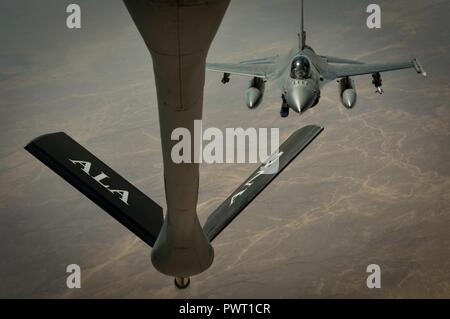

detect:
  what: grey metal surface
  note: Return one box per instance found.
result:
[123,0,230,278]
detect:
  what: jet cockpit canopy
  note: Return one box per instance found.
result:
[290,56,311,79]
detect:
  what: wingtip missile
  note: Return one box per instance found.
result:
[413,58,427,77]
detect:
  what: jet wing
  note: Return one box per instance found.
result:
[328,58,427,79]
[206,61,275,79]
[203,125,324,242]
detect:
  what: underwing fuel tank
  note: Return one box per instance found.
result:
[339,76,357,109]
[123,0,230,279]
[245,77,265,108]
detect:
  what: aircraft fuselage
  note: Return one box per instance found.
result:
[281,49,321,114]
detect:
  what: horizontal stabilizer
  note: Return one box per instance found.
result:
[329,60,419,79]
[206,62,274,79]
[239,56,277,65]
[25,133,163,247]
[203,125,324,241]
[321,55,364,65]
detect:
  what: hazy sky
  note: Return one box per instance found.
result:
[0,0,449,298]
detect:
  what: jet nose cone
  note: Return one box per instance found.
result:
[286,86,315,113]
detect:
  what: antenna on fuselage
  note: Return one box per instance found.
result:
[298,0,306,50]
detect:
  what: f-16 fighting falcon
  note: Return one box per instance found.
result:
[207,0,427,118]
[24,0,424,289]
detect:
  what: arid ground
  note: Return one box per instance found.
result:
[0,0,449,298]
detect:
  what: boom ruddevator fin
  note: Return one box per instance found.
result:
[203,125,324,242]
[25,132,163,247]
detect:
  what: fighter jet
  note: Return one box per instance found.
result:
[207,0,427,118]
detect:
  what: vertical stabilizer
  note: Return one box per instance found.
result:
[299,0,306,50]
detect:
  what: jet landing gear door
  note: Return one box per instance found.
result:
[203,125,324,241]
[25,132,164,247]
